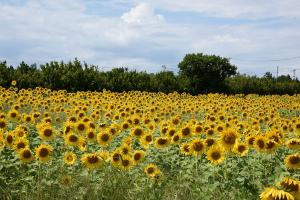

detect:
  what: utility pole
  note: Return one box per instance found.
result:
[276,66,278,79]
[293,69,296,80]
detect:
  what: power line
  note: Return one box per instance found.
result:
[230,56,300,62]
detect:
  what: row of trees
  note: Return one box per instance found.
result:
[1,54,300,95]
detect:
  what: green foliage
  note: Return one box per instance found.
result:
[1,55,300,94]
[178,53,237,94]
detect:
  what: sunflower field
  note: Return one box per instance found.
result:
[0,85,300,200]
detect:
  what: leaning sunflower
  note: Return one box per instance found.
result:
[285,154,300,170]
[81,153,103,170]
[260,187,294,200]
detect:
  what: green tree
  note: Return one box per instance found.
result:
[178,53,237,94]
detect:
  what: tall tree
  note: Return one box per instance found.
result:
[178,53,237,94]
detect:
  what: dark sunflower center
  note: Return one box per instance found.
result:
[112,153,120,162]
[0,121,6,128]
[134,129,142,136]
[289,156,300,164]
[182,128,190,136]
[122,159,130,167]
[183,145,189,152]
[10,112,17,118]
[147,167,154,174]
[17,142,26,149]
[193,142,204,152]
[266,141,275,149]
[67,134,77,143]
[206,139,215,147]
[195,126,202,133]
[134,153,141,161]
[207,129,214,135]
[87,156,99,164]
[168,130,175,136]
[248,137,255,145]
[224,134,236,145]
[44,129,52,137]
[145,135,152,142]
[211,151,221,160]
[257,140,265,149]
[39,148,49,157]
[158,138,167,145]
[7,135,13,144]
[238,145,246,153]
[77,124,85,131]
[101,134,109,142]
[23,150,32,158]
[123,123,129,129]
[88,132,95,139]
[173,135,179,142]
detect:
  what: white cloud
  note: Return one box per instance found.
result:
[121,3,164,25]
[0,0,299,76]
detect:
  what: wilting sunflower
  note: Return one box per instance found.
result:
[97,131,112,147]
[260,187,294,200]
[61,175,72,187]
[132,150,145,165]
[190,138,206,156]
[81,153,103,170]
[35,144,53,163]
[64,151,77,166]
[154,137,170,149]
[219,129,239,150]
[144,164,159,178]
[233,142,249,157]
[18,148,34,163]
[279,177,300,200]
[207,145,225,165]
[286,139,300,150]
[285,154,300,170]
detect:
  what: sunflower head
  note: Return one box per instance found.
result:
[285,154,300,170]
[18,148,34,163]
[260,187,294,200]
[64,151,77,166]
[207,145,225,165]
[35,144,53,163]
[81,153,103,170]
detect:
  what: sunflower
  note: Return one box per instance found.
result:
[120,155,133,171]
[131,127,144,138]
[64,151,77,166]
[75,121,87,134]
[111,150,122,167]
[61,175,72,187]
[205,138,216,147]
[180,125,193,138]
[86,129,96,142]
[0,119,7,130]
[219,129,239,150]
[171,134,181,144]
[144,164,159,178]
[65,133,79,147]
[38,125,55,141]
[81,153,103,170]
[154,137,170,149]
[191,138,206,156]
[35,144,53,163]
[18,148,34,163]
[207,145,225,165]
[11,80,17,86]
[97,131,112,147]
[13,138,29,152]
[285,154,300,170]
[233,142,248,157]
[260,187,294,200]
[279,177,300,200]
[265,140,278,153]
[180,142,192,156]
[254,135,266,152]
[132,150,145,165]
[97,151,110,162]
[5,132,14,147]
[119,144,131,156]
[286,139,300,150]
[140,133,153,148]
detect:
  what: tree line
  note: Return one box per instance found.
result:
[0,54,299,95]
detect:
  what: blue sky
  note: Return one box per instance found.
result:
[1,0,300,76]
